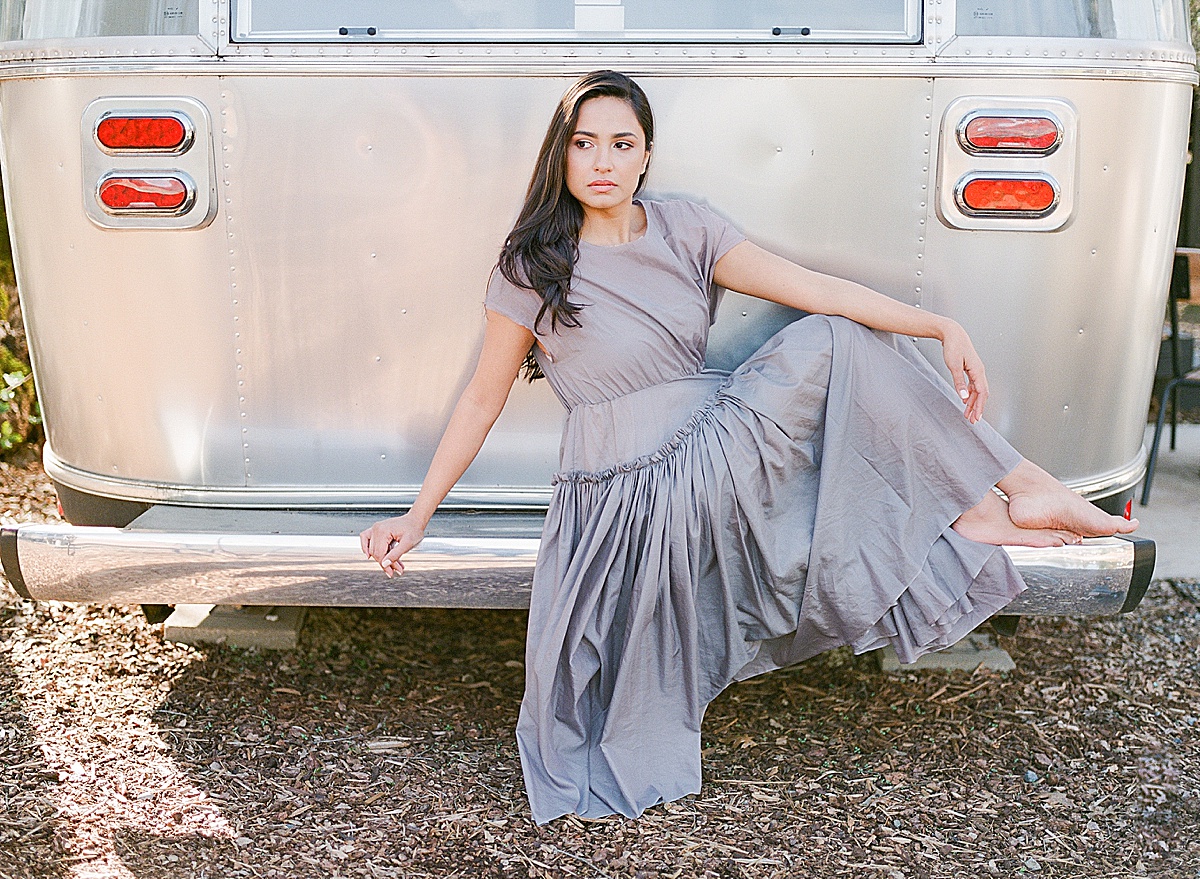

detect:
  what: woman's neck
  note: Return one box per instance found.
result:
[579,201,647,246]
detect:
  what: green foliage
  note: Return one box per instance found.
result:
[0,170,12,287]
[0,173,39,457]
[0,282,40,457]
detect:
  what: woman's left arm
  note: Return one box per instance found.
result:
[713,240,989,423]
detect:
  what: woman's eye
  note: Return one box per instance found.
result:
[573,139,592,149]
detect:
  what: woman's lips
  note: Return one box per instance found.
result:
[588,181,617,192]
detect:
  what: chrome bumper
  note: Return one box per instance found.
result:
[0,507,1154,615]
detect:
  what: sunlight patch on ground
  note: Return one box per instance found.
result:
[4,602,236,877]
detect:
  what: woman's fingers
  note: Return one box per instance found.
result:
[940,322,991,424]
[949,355,971,402]
[940,336,971,406]
[944,351,974,418]
[954,370,971,403]
[963,358,989,423]
[361,521,399,561]
[359,527,377,558]
[381,530,426,577]
[380,538,412,578]
[968,392,983,423]
[365,526,387,561]
[359,516,425,577]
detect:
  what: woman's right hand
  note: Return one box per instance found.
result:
[360,513,426,578]
[937,319,989,425]
[356,310,530,579]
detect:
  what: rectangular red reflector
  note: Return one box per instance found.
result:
[959,177,1057,215]
[98,177,190,212]
[96,115,190,152]
[961,115,1060,153]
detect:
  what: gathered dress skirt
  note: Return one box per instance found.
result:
[515,313,1027,824]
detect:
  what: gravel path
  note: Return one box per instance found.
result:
[1,459,1198,878]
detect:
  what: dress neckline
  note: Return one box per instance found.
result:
[578,201,653,251]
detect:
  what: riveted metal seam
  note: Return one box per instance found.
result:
[217,78,250,485]
[915,78,934,311]
[0,57,1195,84]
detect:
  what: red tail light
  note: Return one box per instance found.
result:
[959,114,1061,154]
[95,114,192,153]
[97,176,193,213]
[957,176,1058,216]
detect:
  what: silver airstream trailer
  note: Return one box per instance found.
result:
[0,0,1187,618]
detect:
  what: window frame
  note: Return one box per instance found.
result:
[230,0,924,45]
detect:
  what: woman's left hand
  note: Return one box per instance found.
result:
[939,320,989,424]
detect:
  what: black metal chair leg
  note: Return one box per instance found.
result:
[1170,383,1179,450]
[1142,377,1181,505]
[1146,248,1199,503]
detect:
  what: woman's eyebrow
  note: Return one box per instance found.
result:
[573,129,639,139]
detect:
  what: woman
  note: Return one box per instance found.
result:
[361,71,1137,824]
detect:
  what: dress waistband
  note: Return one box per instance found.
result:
[557,370,732,479]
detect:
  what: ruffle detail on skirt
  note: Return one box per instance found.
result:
[551,376,736,485]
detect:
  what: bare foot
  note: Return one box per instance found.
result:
[999,460,1138,536]
[952,490,1082,548]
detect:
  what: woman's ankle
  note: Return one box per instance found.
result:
[995,459,1053,497]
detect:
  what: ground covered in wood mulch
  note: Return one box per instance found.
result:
[1,459,1199,878]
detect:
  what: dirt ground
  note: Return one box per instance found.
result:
[1,458,1198,879]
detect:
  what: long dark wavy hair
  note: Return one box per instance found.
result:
[498,70,654,381]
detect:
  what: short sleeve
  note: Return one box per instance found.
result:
[652,199,747,324]
[695,202,747,284]
[484,267,545,334]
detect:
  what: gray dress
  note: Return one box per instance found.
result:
[483,199,1025,825]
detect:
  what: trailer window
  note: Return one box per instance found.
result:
[232,0,920,43]
[956,0,1190,42]
[0,0,198,40]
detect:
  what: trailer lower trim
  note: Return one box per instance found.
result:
[0,507,1155,616]
[40,442,1152,511]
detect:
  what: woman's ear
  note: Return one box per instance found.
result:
[642,143,652,174]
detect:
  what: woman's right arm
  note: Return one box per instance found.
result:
[359,310,535,576]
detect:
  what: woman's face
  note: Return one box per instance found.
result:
[565,96,651,213]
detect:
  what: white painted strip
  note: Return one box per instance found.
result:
[575,5,625,31]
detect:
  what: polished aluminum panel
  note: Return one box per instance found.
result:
[13,511,541,607]
[14,529,539,608]
[1002,538,1141,615]
[223,74,941,495]
[8,515,1140,615]
[0,75,244,490]
[0,51,1194,78]
[921,75,1192,487]
[0,54,1191,511]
